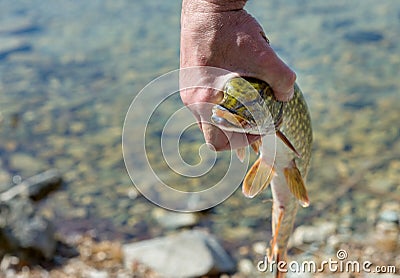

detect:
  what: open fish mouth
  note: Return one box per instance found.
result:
[211,105,255,132]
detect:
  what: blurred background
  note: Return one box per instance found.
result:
[0,0,399,277]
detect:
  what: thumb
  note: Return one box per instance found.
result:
[256,46,296,101]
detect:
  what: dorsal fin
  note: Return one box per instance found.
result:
[276,130,301,158]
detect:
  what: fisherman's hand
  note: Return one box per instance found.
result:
[179,0,296,151]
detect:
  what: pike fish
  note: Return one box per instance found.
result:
[211,77,312,277]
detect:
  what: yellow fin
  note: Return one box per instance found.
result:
[250,139,262,154]
[268,207,287,278]
[283,162,309,207]
[242,157,274,198]
[269,207,284,261]
[235,147,246,163]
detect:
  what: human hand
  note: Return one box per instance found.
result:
[179,0,296,151]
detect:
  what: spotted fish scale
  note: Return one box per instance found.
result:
[212,77,313,278]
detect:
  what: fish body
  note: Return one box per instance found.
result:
[212,77,312,277]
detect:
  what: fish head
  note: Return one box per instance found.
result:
[211,77,280,135]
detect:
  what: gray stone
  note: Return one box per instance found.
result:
[83,269,109,278]
[8,153,45,175]
[343,30,384,44]
[237,259,255,276]
[289,222,337,247]
[0,169,62,202]
[0,197,56,260]
[0,17,40,35]
[378,210,400,225]
[123,230,236,277]
[152,209,199,229]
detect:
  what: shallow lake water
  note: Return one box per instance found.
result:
[0,0,399,274]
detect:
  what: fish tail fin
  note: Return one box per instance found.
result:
[242,157,274,198]
[268,205,288,278]
[269,207,284,261]
[267,247,288,277]
[275,252,287,278]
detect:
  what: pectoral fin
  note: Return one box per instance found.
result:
[243,157,274,198]
[283,161,309,207]
[250,139,262,154]
[235,147,246,163]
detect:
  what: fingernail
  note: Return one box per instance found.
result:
[287,87,294,99]
[283,87,294,101]
[213,90,224,103]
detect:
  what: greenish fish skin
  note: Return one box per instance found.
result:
[213,77,313,271]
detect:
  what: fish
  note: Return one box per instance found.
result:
[211,77,312,277]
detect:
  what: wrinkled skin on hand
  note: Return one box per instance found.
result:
[180,0,296,151]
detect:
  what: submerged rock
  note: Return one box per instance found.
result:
[0,169,62,202]
[123,230,236,277]
[0,38,32,60]
[0,197,57,260]
[343,30,384,43]
[373,204,400,252]
[152,209,199,229]
[0,17,41,35]
[8,153,45,176]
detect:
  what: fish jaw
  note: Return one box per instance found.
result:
[212,109,277,139]
[211,105,254,133]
